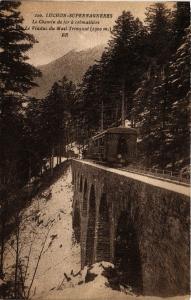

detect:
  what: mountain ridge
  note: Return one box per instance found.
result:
[29,44,105,99]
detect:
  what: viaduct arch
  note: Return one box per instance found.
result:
[72,159,190,296]
[85,185,96,265]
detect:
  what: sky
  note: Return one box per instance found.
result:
[21,1,175,66]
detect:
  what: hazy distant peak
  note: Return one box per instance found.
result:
[29,45,105,99]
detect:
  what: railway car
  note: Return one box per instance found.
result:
[84,127,137,166]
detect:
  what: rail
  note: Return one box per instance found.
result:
[120,166,190,186]
[77,158,190,186]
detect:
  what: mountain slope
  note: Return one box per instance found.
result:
[4,164,81,298]
[29,45,105,99]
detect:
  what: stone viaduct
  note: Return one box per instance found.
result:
[71,159,190,297]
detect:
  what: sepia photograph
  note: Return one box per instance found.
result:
[0,0,190,299]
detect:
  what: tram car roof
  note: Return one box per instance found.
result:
[90,127,137,141]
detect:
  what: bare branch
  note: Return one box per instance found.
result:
[26,224,53,300]
[23,235,35,284]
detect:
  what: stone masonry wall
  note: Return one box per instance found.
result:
[72,160,190,296]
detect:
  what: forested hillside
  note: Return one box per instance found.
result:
[34,2,189,172]
[1,1,188,186]
[73,2,190,171]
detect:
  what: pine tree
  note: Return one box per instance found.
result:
[42,77,76,170]
[102,11,148,122]
[79,10,148,135]
[0,0,41,184]
[0,0,41,278]
[133,3,175,168]
[145,3,173,67]
[171,2,190,50]
[0,1,40,93]
[79,64,103,135]
[167,27,190,170]
[132,72,165,167]
[24,98,46,178]
[134,3,190,170]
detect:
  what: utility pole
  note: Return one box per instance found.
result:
[121,79,125,127]
[101,99,104,131]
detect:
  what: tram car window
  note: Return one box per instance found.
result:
[85,127,137,166]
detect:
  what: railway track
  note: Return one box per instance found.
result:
[118,166,190,186]
[84,159,190,186]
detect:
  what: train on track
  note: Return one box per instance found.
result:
[81,126,189,184]
[83,127,137,166]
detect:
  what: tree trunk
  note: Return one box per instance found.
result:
[49,155,51,172]
[14,215,20,299]
[0,219,5,278]
[50,147,54,176]
[59,143,62,164]
[121,79,125,127]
